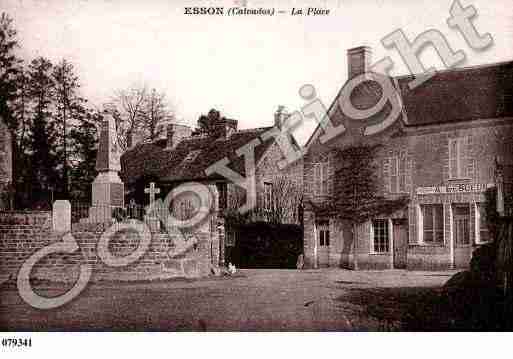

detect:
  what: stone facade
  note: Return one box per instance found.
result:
[303,47,513,270]
[304,118,513,270]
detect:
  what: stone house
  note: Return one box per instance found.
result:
[120,109,303,266]
[303,46,513,270]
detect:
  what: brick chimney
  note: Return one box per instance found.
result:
[166,124,192,149]
[274,105,288,129]
[347,46,372,79]
[213,118,238,139]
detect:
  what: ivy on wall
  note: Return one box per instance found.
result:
[310,144,409,222]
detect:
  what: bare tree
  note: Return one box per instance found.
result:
[112,85,148,151]
[111,85,174,151]
[142,88,173,142]
[224,175,303,225]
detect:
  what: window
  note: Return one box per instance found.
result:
[449,138,471,179]
[317,221,330,247]
[264,182,273,211]
[421,204,444,244]
[314,162,329,196]
[477,203,490,243]
[389,156,407,193]
[372,219,389,253]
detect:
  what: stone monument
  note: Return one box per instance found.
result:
[144,182,161,232]
[86,113,124,222]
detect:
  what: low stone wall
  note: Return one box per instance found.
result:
[0,212,217,283]
[0,211,52,228]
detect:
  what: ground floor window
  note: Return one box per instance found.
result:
[421,204,444,244]
[372,219,389,253]
[317,221,330,247]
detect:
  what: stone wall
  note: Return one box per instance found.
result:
[0,211,217,283]
[254,141,304,224]
[303,119,513,270]
[0,211,53,278]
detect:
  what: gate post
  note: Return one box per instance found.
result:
[53,200,71,233]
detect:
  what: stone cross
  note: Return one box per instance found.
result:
[144,182,160,206]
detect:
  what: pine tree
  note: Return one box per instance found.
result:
[26,57,59,205]
[0,12,24,206]
[0,12,22,130]
[52,59,88,197]
[68,109,100,201]
[9,69,31,206]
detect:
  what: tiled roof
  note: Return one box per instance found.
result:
[305,60,513,148]
[120,127,276,185]
[397,61,513,126]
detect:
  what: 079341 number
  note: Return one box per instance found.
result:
[1,338,32,348]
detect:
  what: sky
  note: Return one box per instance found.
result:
[3,0,513,144]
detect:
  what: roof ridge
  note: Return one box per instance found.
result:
[235,126,272,133]
[394,59,513,81]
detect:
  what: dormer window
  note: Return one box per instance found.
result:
[181,150,201,165]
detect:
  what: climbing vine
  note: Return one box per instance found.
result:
[309,144,409,222]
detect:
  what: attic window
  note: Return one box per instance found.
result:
[181,150,201,165]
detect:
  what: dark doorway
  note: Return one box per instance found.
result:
[393,218,408,269]
[228,222,303,269]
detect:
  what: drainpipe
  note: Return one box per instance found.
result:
[389,218,394,269]
[353,223,359,270]
[449,204,455,269]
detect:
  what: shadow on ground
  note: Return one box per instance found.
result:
[339,285,508,331]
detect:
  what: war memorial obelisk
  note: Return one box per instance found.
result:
[87,113,124,222]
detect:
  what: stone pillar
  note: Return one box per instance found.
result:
[87,114,124,223]
[53,200,71,232]
[207,184,223,267]
[218,218,225,267]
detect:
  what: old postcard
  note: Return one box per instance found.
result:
[0,0,512,356]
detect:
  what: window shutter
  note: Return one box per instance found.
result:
[322,162,329,195]
[383,158,390,192]
[449,139,457,178]
[390,157,398,192]
[408,204,416,244]
[314,164,321,196]
[465,136,474,179]
[405,157,412,193]
[399,155,407,192]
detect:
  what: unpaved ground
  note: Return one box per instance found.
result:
[0,269,456,331]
